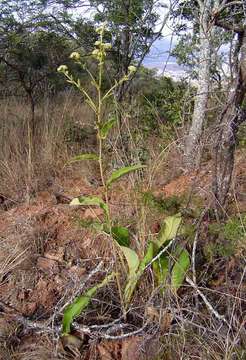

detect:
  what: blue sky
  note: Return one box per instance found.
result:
[142,3,186,77]
[144,38,177,69]
[80,2,185,78]
[144,37,186,78]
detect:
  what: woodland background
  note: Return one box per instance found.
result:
[0,1,245,359]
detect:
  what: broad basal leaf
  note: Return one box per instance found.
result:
[156,214,182,248]
[138,241,154,272]
[106,164,146,187]
[153,254,169,286]
[124,242,154,305]
[78,218,105,232]
[70,196,109,219]
[121,246,140,305]
[68,153,99,163]
[62,287,95,335]
[171,248,190,291]
[99,118,116,139]
[112,226,130,247]
[121,246,139,277]
[62,273,114,335]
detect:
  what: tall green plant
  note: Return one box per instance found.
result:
[58,24,144,233]
[58,23,145,314]
[58,25,190,318]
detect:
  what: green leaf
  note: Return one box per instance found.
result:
[62,273,114,335]
[62,288,94,335]
[101,225,130,246]
[138,241,154,272]
[99,118,117,139]
[78,218,104,232]
[70,196,109,219]
[121,246,139,305]
[156,214,182,248]
[68,153,99,164]
[106,164,146,187]
[171,248,190,291]
[111,226,130,247]
[123,242,155,305]
[153,254,169,286]
[91,221,105,232]
[121,246,139,277]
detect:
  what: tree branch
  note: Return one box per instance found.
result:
[214,18,244,33]
[212,0,245,33]
[217,0,244,14]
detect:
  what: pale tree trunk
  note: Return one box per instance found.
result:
[185,0,213,167]
[213,26,246,216]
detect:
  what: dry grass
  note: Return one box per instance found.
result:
[0,94,246,359]
[10,335,70,360]
[0,91,95,200]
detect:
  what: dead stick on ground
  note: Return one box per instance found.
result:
[185,276,230,326]
[58,261,104,314]
[192,207,211,285]
[0,299,147,340]
[0,261,148,340]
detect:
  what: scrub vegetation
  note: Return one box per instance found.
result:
[0,1,245,359]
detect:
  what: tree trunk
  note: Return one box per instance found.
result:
[185,0,212,168]
[212,28,246,216]
[115,21,131,102]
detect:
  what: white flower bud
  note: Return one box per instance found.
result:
[96,26,104,34]
[70,52,80,61]
[57,65,68,73]
[103,43,112,50]
[92,49,100,56]
[128,65,137,73]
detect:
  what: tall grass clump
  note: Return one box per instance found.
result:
[0,92,96,199]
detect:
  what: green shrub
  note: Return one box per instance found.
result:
[205,216,246,260]
[142,191,183,214]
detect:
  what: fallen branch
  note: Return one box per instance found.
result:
[185,277,229,326]
[58,261,104,314]
[0,299,147,340]
[192,207,210,285]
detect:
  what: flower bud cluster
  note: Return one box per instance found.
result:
[92,37,112,62]
[69,52,81,61]
[128,65,137,73]
[57,65,68,74]
[96,26,104,34]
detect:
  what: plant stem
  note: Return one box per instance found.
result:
[95,29,125,314]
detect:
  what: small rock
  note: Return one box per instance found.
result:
[37,256,59,273]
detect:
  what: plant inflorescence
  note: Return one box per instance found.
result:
[58,24,190,337]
